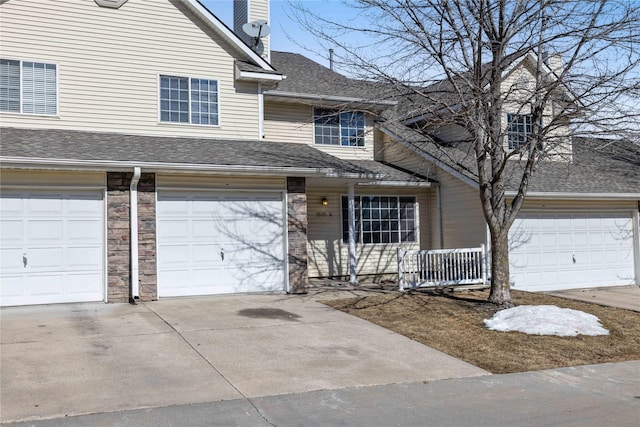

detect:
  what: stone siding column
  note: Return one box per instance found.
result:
[137,173,157,301]
[287,177,308,293]
[107,172,131,303]
[107,172,157,303]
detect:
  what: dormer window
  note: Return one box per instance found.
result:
[507,113,534,150]
[159,75,219,126]
[313,108,365,146]
[0,59,58,115]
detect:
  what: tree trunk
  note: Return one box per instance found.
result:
[488,230,513,308]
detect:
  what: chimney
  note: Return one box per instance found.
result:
[234,0,270,61]
[543,52,563,76]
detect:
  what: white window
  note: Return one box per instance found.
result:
[0,59,57,115]
[314,108,365,146]
[159,75,219,125]
[341,196,417,244]
[507,113,534,150]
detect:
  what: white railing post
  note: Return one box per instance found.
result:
[397,248,405,291]
[480,243,487,285]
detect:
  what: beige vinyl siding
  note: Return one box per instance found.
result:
[156,175,285,191]
[436,172,486,249]
[264,102,313,144]
[263,102,375,160]
[0,170,105,188]
[306,186,430,277]
[0,0,259,139]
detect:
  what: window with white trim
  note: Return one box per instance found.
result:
[341,195,417,244]
[159,75,219,125]
[0,59,57,115]
[507,113,534,150]
[314,108,365,146]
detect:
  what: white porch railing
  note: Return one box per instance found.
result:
[398,245,487,290]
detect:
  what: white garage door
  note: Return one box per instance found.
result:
[157,191,285,297]
[0,190,105,306]
[509,212,636,292]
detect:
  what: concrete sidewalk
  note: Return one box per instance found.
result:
[0,295,486,424]
[5,361,640,426]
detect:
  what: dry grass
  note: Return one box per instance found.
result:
[323,290,640,374]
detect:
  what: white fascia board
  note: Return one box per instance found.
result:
[235,67,285,83]
[357,180,435,187]
[264,91,397,107]
[183,0,275,72]
[0,157,382,180]
[507,191,640,200]
[379,126,480,189]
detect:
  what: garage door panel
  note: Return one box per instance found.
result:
[509,212,635,291]
[27,274,63,297]
[157,220,190,241]
[0,247,23,272]
[158,244,190,264]
[27,220,64,243]
[66,246,102,270]
[66,273,103,295]
[157,191,285,297]
[68,220,102,242]
[26,247,63,270]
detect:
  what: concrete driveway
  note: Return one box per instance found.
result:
[548,285,640,312]
[0,295,487,423]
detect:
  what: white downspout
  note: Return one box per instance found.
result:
[130,167,141,302]
[348,183,358,285]
[258,82,264,139]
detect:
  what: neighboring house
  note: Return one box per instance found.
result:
[0,0,637,307]
[378,54,640,292]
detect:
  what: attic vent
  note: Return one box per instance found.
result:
[95,0,128,8]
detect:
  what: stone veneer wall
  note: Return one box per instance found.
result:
[107,172,131,303]
[137,173,157,301]
[107,172,157,303]
[287,177,308,293]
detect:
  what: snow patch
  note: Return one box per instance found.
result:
[484,305,609,337]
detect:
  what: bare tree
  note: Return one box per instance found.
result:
[291,0,640,306]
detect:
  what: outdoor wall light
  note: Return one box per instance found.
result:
[321,197,329,206]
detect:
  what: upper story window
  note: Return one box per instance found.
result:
[159,75,219,125]
[0,59,57,115]
[314,108,365,147]
[507,113,534,150]
[341,195,417,244]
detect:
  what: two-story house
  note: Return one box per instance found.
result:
[0,0,433,306]
[1,0,638,307]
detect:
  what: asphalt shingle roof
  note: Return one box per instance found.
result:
[383,122,640,194]
[0,127,361,174]
[268,51,396,106]
[0,127,430,183]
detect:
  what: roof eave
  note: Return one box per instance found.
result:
[0,156,376,179]
[506,190,640,200]
[234,66,286,83]
[183,0,276,72]
[264,90,397,109]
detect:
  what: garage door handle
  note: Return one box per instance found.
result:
[220,249,224,261]
[23,253,27,268]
